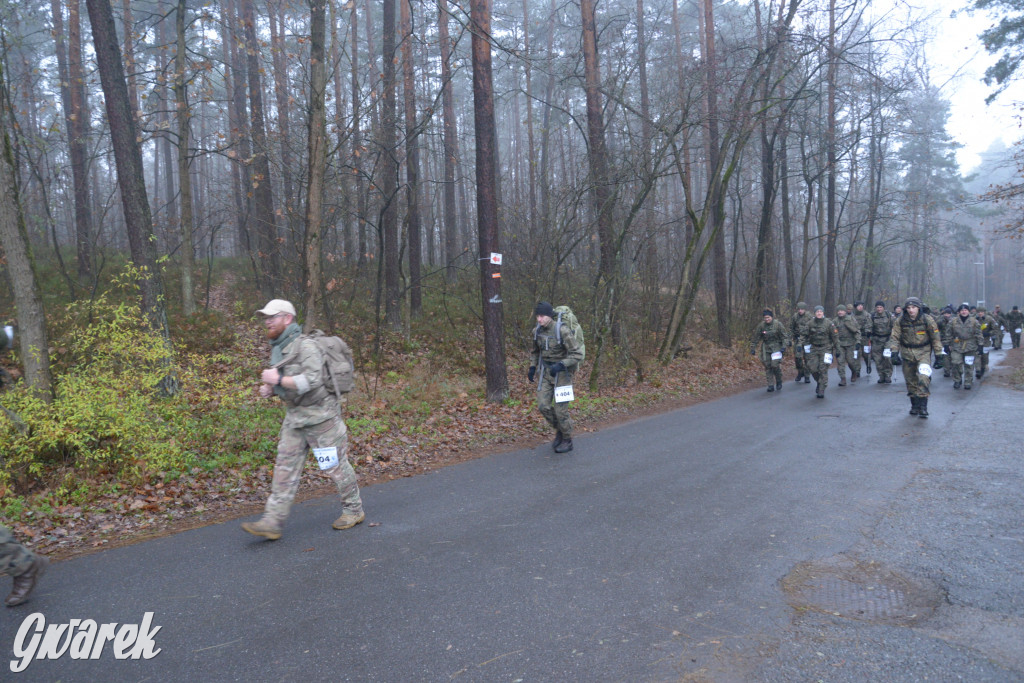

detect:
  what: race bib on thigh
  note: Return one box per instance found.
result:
[965,355,975,366]
[771,351,783,361]
[863,345,870,353]
[918,363,932,377]
[803,344,812,354]
[313,447,339,470]
[883,349,892,358]
[823,353,833,365]
[554,384,575,403]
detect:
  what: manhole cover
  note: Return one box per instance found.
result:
[781,556,942,626]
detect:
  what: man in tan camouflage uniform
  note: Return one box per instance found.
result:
[992,305,1006,351]
[790,302,813,384]
[798,305,840,398]
[975,306,999,380]
[948,303,983,390]
[888,296,943,418]
[0,326,49,606]
[833,305,861,386]
[530,301,584,453]
[750,309,789,392]
[242,299,364,540]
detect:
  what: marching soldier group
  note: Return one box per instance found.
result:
[752,297,1019,419]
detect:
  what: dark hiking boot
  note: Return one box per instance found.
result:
[909,397,919,416]
[877,377,886,384]
[866,365,872,375]
[553,431,564,449]
[554,439,574,454]
[965,383,972,390]
[776,381,782,391]
[804,376,811,383]
[767,385,775,392]
[918,397,929,418]
[5,555,48,607]
[953,381,961,389]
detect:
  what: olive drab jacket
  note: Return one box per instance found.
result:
[1006,309,1024,331]
[888,313,942,356]
[790,311,812,349]
[947,315,984,354]
[853,309,871,344]
[870,310,894,341]
[834,314,861,347]
[750,319,790,362]
[801,316,840,355]
[532,319,584,372]
[977,313,999,346]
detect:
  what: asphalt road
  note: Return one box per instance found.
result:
[3,347,1023,682]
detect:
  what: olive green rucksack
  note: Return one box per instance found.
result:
[553,305,585,363]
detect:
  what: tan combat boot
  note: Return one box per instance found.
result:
[332,510,365,530]
[5,555,48,607]
[241,518,282,540]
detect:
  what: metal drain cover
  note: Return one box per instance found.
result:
[781,556,942,626]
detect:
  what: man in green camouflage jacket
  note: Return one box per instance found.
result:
[833,305,861,386]
[750,309,790,392]
[799,306,840,398]
[936,306,954,377]
[948,303,984,390]
[242,299,364,540]
[790,302,813,384]
[869,301,894,383]
[975,306,999,380]
[1006,305,1024,348]
[992,305,1006,350]
[852,302,872,376]
[888,297,943,418]
[530,301,584,453]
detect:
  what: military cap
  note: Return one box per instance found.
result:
[904,296,923,309]
[763,309,774,317]
[977,305,987,313]
[814,305,824,313]
[836,304,847,312]
[875,300,885,308]
[796,301,808,309]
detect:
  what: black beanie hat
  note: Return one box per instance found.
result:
[958,303,970,313]
[874,300,885,308]
[534,301,555,318]
[763,309,773,317]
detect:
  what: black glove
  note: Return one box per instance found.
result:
[548,362,566,376]
[943,346,950,355]
[750,349,756,356]
[528,366,536,382]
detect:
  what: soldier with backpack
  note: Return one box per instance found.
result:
[242,299,364,540]
[529,301,584,453]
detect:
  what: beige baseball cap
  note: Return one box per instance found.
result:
[256,299,296,317]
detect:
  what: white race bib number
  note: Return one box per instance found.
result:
[863,345,871,353]
[803,344,812,354]
[853,350,858,359]
[823,353,834,365]
[965,355,975,366]
[918,363,932,377]
[771,351,783,361]
[883,349,892,358]
[1016,328,1022,334]
[313,447,339,470]
[554,384,575,403]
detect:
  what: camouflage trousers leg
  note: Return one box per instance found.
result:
[762,358,782,385]
[537,370,574,439]
[806,349,829,389]
[902,349,931,397]
[263,415,363,527]
[1012,331,1021,348]
[0,526,35,577]
[871,345,892,380]
[950,351,973,387]
[794,348,805,378]
[978,350,989,375]
[860,343,872,374]
[839,345,858,379]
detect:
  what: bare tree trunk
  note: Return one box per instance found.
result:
[269,5,297,249]
[438,0,459,282]
[304,0,328,330]
[242,0,281,296]
[224,0,255,267]
[401,0,422,318]
[470,0,508,402]
[350,1,369,268]
[823,0,837,312]
[85,0,175,392]
[703,0,730,347]
[175,0,196,315]
[59,0,94,287]
[382,0,401,330]
[522,0,537,244]
[0,64,52,400]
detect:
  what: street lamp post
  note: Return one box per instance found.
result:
[974,261,985,308]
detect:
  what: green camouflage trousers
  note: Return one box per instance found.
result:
[870,342,892,380]
[761,355,783,385]
[537,368,574,439]
[263,415,363,527]
[949,350,976,387]
[836,344,858,379]
[977,348,990,376]
[0,526,35,577]
[901,347,933,397]
[804,347,832,389]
